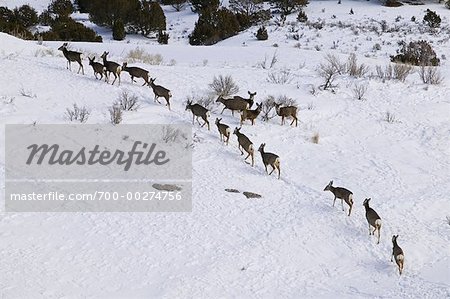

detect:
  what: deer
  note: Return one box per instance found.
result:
[240,102,262,125]
[100,51,121,85]
[148,78,172,110]
[234,91,257,109]
[122,62,149,86]
[233,127,254,166]
[216,96,249,116]
[391,235,404,275]
[185,100,210,130]
[215,118,231,145]
[363,198,382,244]
[88,57,104,80]
[323,181,353,216]
[258,143,280,179]
[274,103,298,127]
[58,43,84,75]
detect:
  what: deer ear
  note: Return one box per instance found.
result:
[330,180,333,185]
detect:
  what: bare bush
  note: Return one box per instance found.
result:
[162,125,185,143]
[257,51,278,69]
[307,102,315,110]
[261,96,276,121]
[419,66,443,85]
[267,68,294,84]
[385,111,396,124]
[116,91,140,111]
[353,82,368,100]
[109,104,123,125]
[346,53,369,77]
[209,75,239,96]
[65,104,90,123]
[311,132,320,144]
[19,87,35,98]
[126,47,164,65]
[376,64,412,82]
[317,54,343,90]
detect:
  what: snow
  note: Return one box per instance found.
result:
[1,1,450,298]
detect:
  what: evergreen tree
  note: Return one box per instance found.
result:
[270,0,308,15]
[48,0,74,18]
[190,0,219,13]
[112,19,126,40]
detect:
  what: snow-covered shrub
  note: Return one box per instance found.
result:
[257,52,278,69]
[297,9,308,22]
[161,125,185,143]
[65,104,90,123]
[346,53,369,77]
[109,104,123,125]
[391,40,440,66]
[317,54,343,90]
[256,26,268,40]
[126,48,164,65]
[267,68,294,84]
[158,31,170,44]
[385,111,396,124]
[116,91,139,111]
[423,9,441,29]
[375,64,412,82]
[419,66,443,85]
[352,82,368,101]
[209,75,239,97]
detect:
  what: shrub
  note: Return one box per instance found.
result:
[132,1,166,37]
[419,66,443,85]
[209,75,239,96]
[161,0,188,11]
[109,104,123,125]
[126,48,164,64]
[112,19,126,40]
[311,133,319,144]
[317,54,342,90]
[267,68,294,84]
[256,26,268,40]
[391,40,440,66]
[48,0,74,18]
[446,0,450,9]
[375,64,413,82]
[13,5,39,28]
[42,17,102,42]
[158,31,170,44]
[88,0,140,27]
[385,111,396,124]
[423,9,441,28]
[384,0,403,7]
[270,0,308,15]
[230,0,267,28]
[189,8,240,45]
[346,53,369,77]
[190,0,219,13]
[65,104,90,123]
[257,52,278,69]
[38,9,54,26]
[116,91,140,111]
[352,82,367,101]
[297,9,308,22]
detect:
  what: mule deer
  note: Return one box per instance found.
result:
[274,103,298,127]
[391,235,404,275]
[363,198,382,244]
[216,96,249,116]
[122,62,149,86]
[323,180,353,216]
[234,91,256,109]
[148,78,172,110]
[240,102,262,125]
[234,127,254,166]
[185,100,210,130]
[88,57,104,80]
[100,51,121,85]
[58,43,84,75]
[215,118,231,145]
[258,143,280,179]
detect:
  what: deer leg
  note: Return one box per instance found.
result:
[111,73,118,85]
[239,146,244,155]
[347,204,352,216]
[332,196,336,207]
[206,120,210,130]
[165,96,171,110]
[196,117,202,126]
[117,73,120,85]
[244,153,251,161]
[277,165,280,179]
[226,135,229,145]
[192,114,195,125]
[155,95,161,104]
[341,198,344,211]
[264,165,268,173]
[67,60,70,70]
[368,223,372,235]
[251,154,254,167]
[391,253,393,262]
[377,228,381,244]
[221,107,226,114]
[269,165,275,175]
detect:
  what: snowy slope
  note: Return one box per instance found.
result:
[1,1,450,298]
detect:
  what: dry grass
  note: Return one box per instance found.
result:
[311,132,320,144]
[126,47,164,65]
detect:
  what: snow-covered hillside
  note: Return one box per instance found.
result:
[1,1,450,298]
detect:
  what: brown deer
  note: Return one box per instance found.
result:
[233,127,254,166]
[185,100,210,130]
[323,181,353,216]
[216,96,249,116]
[100,51,121,85]
[258,143,280,179]
[363,198,382,244]
[391,235,404,275]
[274,103,298,127]
[122,62,149,85]
[58,43,84,75]
[240,102,262,125]
[215,118,231,145]
[234,91,257,109]
[149,78,172,110]
[88,57,104,80]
